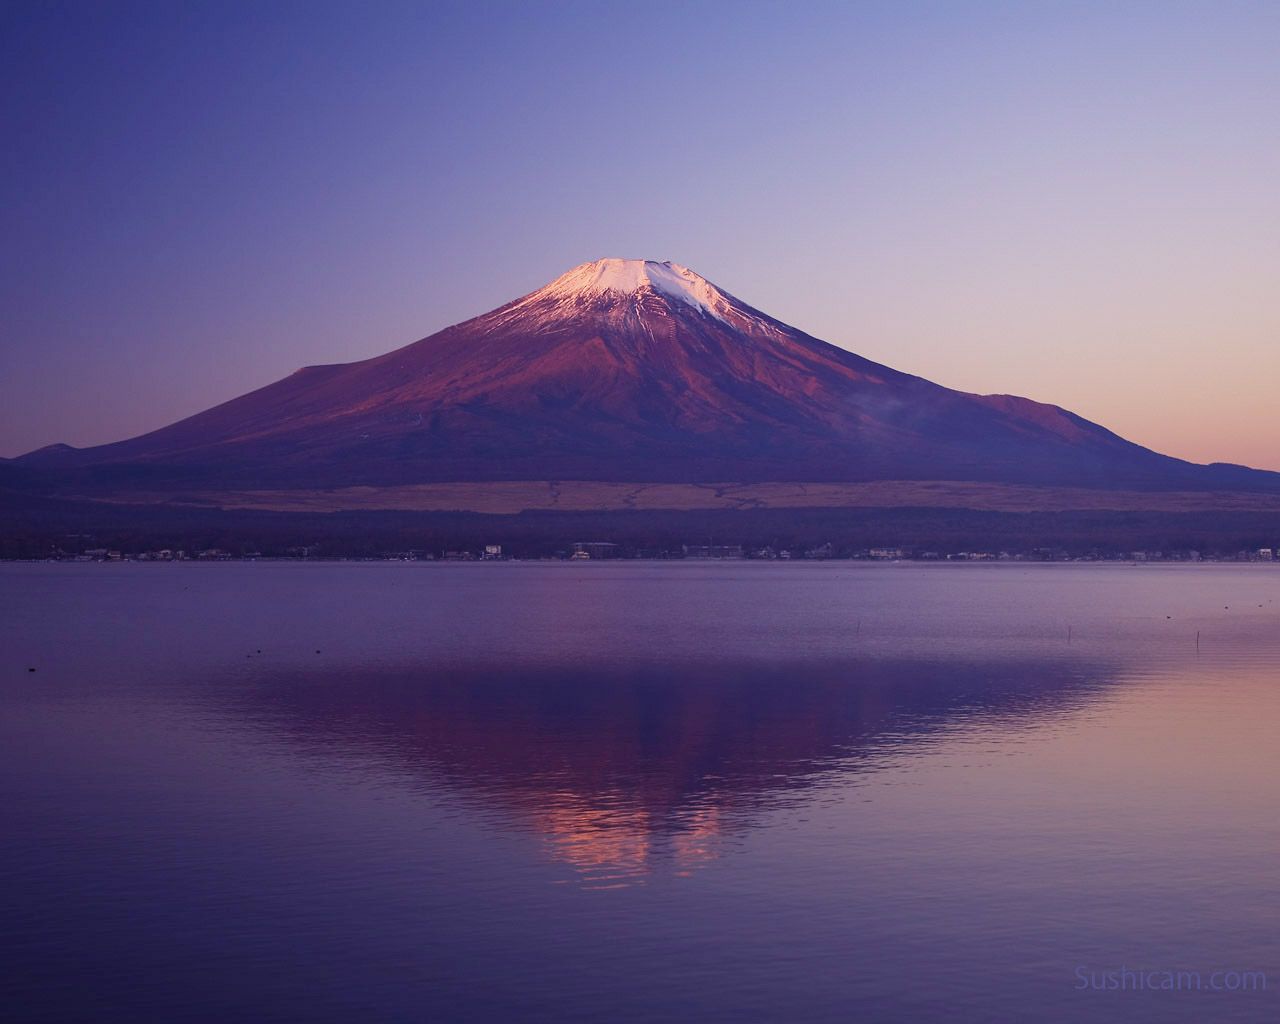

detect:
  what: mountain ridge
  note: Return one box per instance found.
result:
[12,258,1280,497]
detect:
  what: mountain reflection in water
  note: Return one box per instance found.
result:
[6,563,1280,1024]
[229,655,1111,886]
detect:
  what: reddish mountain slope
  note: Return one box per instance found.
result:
[15,259,1279,493]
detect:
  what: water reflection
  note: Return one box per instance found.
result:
[7,563,1280,1023]
[230,654,1113,886]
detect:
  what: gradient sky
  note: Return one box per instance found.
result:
[2,1,1277,468]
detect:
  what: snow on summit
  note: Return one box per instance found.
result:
[533,258,734,321]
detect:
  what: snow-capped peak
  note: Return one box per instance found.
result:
[535,258,734,321]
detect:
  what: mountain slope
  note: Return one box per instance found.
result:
[15,258,1279,494]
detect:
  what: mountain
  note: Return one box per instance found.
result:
[11,258,1279,497]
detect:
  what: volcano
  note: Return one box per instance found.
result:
[10,258,1279,503]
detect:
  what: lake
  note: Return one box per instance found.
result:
[3,561,1278,1022]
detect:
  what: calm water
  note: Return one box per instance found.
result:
[3,562,1279,1022]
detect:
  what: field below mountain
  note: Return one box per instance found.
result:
[79,480,1280,515]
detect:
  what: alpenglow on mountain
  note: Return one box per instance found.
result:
[14,258,1279,494]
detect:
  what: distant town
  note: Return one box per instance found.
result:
[28,541,1280,564]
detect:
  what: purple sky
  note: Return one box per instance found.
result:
[2,1,1277,468]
